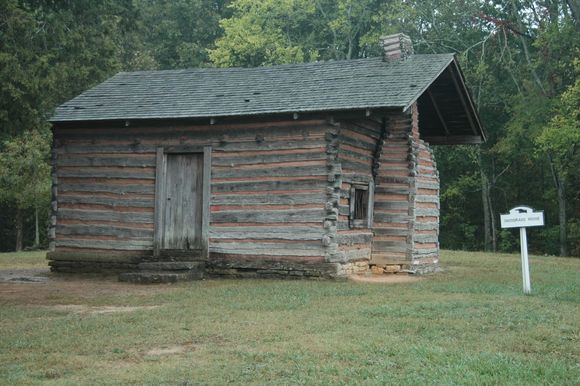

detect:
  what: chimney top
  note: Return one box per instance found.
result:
[380,33,414,63]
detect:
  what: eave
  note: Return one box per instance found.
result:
[412,56,486,145]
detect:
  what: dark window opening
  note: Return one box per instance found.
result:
[353,188,369,220]
[349,183,374,229]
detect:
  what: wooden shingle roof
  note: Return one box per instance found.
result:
[50,53,485,144]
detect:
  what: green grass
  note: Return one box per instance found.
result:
[0,250,578,385]
[0,250,48,269]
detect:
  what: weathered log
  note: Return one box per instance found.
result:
[212,151,326,166]
[209,226,322,240]
[413,234,438,243]
[211,193,325,206]
[56,239,153,250]
[373,201,409,210]
[57,224,153,238]
[57,168,155,179]
[415,208,439,217]
[211,178,326,193]
[57,156,156,167]
[339,148,373,163]
[59,196,154,208]
[212,165,328,179]
[339,159,372,174]
[55,121,328,140]
[373,213,410,223]
[372,228,409,236]
[210,209,325,223]
[215,139,326,152]
[58,209,154,223]
[336,232,373,245]
[209,242,325,256]
[47,251,143,263]
[60,183,154,195]
[337,134,376,151]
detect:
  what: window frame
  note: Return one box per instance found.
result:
[349,181,374,229]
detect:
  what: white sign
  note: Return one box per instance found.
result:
[500,206,544,295]
[500,206,544,229]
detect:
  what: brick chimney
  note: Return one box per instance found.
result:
[380,33,414,62]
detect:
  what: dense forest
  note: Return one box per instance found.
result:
[0,0,578,256]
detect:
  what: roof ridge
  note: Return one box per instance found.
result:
[115,53,455,76]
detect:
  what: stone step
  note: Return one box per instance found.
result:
[137,261,205,271]
[119,261,205,284]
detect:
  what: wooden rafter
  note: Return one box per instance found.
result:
[427,88,450,136]
[449,63,480,137]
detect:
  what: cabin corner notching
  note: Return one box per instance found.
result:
[47,34,484,280]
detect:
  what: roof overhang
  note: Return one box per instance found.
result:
[412,57,486,145]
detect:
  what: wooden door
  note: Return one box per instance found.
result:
[160,153,203,251]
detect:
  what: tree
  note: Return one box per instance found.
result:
[134,0,231,69]
[209,0,319,67]
[496,2,579,256]
[0,0,45,140]
[535,67,580,256]
[208,0,414,67]
[0,130,51,251]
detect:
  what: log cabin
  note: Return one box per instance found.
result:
[47,34,485,282]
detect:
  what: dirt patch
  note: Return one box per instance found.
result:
[349,273,422,284]
[0,268,175,306]
[146,343,195,356]
[0,268,50,283]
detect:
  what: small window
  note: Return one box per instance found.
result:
[349,183,374,228]
[353,189,369,220]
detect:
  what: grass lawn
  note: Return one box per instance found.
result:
[0,250,51,269]
[0,250,578,385]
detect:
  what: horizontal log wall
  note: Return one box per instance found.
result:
[338,121,380,182]
[371,110,414,265]
[50,120,335,274]
[410,105,440,272]
[334,120,381,264]
[49,110,440,276]
[209,122,329,266]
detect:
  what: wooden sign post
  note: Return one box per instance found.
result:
[500,206,544,294]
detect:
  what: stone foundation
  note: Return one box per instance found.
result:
[207,258,343,279]
[48,255,440,280]
[337,260,371,276]
[49,260,138,274]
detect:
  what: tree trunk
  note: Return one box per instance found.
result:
[15,207,23,252]
[481,171,492,252]
[479,152,492,251]
[34,206,40,248]
[557,178,567,257]
[565,0,580,29]
[488,188,497,252]
[548,153,568,256]
[510,3,548,95]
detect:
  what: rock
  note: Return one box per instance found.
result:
[371,265,384,274]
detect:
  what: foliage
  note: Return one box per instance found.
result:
[535,65,580,179]
[135,0,231,69]
[0,0,578,255]
[209,0,320,67]
[0,130,51,211]
[208,0,414,67]
[0,0,45,140]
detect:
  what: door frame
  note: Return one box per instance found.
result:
[153,145,211,259]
